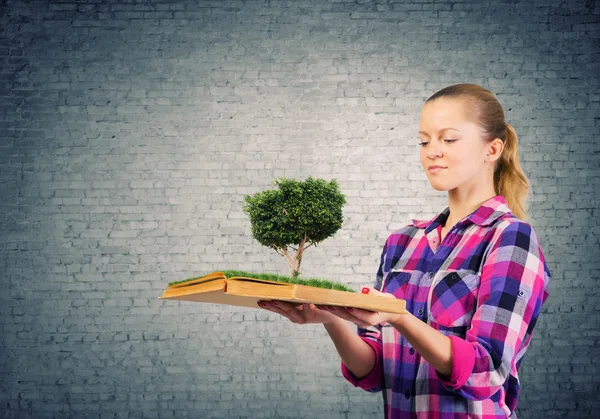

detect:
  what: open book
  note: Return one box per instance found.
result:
[159,271,407,314]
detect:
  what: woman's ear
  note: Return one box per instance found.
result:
[485,138,504,163]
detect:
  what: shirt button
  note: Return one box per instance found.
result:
[405,391,410,399]
[417,308,424,315]
[428,272,434,278]
[409,348,415,355]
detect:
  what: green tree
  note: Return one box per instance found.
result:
[242,176,347,279]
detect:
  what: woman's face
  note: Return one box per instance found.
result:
[419,97,490,192]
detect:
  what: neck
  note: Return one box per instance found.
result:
[444,185,497,227]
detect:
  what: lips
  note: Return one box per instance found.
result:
[428,166,447,173]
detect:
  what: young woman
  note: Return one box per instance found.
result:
[257,84,551,419]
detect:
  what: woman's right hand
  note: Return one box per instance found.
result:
[257,300,341,325]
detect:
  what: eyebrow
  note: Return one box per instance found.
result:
[419,127,461,136]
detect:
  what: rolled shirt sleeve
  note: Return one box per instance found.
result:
[436,221,551,400]
[341,329,384,392]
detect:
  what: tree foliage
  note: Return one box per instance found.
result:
[242,176,346,278]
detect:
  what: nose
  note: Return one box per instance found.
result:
[425,144,443,159]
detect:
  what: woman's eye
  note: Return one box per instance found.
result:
[419,139,456,146]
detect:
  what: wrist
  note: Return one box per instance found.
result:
[322,315,345,327]
[386,311,407,328]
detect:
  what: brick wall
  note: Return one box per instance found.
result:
[1,0,598,418]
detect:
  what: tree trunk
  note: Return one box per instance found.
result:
[279,233,307,279]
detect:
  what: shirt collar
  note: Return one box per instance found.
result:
[411,195,512,230]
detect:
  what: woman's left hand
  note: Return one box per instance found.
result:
[316,287,404,328]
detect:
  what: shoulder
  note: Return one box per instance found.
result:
[484,215,551,283]
[487,214,544,253]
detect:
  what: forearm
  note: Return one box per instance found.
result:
[323,316,376,378]
[389,312,453,377]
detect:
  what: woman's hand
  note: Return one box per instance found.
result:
[319,287,404,328]
[257,287,403,327]
[257,300,340,325]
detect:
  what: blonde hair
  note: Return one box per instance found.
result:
[425,84,530,221]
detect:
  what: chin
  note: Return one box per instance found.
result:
[427,179,453,191]
[430,184,451,192]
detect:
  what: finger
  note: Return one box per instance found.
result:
[347,308,380,323]
[299,303,320,319]
[363,288,396,299]
[273,300,300,312]
[258,301,293,318]
[348,307,378,316]
[260,300,295,315]
[349,308,392,327]
[269,301,306,324]
[344,308,375,327]
[297,303,317,313]
[257,300,273,310]
[258,300,297,320]
[326,306,369,326]
[322,305,350,317]
[258,300,282,312]
[327,305,378,328]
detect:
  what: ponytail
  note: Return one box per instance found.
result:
[494,122,530,221]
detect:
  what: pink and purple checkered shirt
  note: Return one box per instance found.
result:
[341,195,551,418]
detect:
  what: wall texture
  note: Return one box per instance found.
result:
[1,0,598,418]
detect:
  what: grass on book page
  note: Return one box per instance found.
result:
[168,270,356,293]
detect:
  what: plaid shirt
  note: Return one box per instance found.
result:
[341,195,551,419]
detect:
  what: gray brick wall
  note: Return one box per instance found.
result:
[1,0,598,418]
